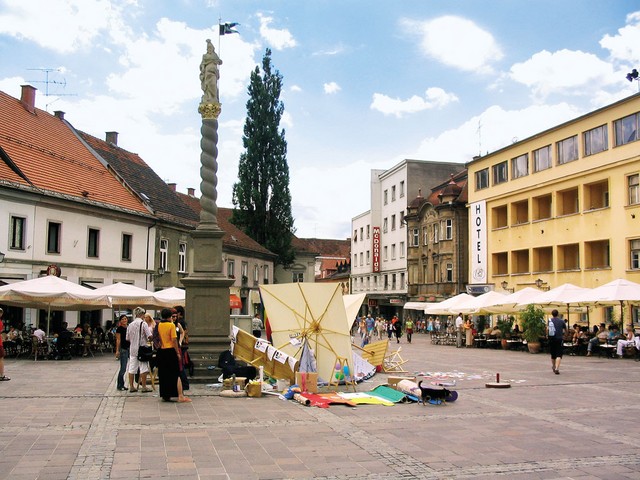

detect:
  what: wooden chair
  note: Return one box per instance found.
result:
[31,336,48,361]
[383,346,408,373]
[352,339,389,370]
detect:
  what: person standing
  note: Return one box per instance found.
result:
[405,318,414,344]
[392,315,402,344]
[464,316,474,348]
[548,309,566,374]
[0,308,9,381]
[126,307,152,393]
[455,313,464,348]
[156,308,190,403]
[252,313,264,338]
[114,315,129,391]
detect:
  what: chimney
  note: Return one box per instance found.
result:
[187,187,195,196]
[168,183,177,192]
[105,131,119,145]
[20,85,37,114]
[54,111,65,120]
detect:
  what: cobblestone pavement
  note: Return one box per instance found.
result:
[1,334,639,479]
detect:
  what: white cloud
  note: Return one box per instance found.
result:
[258,13,297,50]
[0,0,131,54]
[323,82,341,94]
[370,87,458,117]
[403,15,503,74]
[509,49,618,99]
[600,11,640,64]
[290,85,302,92]
[415,103,584,162]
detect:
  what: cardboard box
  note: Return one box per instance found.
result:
[295,372,318,393]
[223,377,247,390]
[387,375,416,389]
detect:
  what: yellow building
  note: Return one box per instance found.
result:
[466,93,640,324]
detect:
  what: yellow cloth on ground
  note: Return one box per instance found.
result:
[337,392,394,406]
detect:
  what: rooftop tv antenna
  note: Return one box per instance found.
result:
[26,68,76,101]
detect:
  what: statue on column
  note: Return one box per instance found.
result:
[199,39,223,103]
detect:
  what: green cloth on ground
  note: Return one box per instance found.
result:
[369,384,413,403]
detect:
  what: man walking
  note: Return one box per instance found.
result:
[455,313,464,348]
[548,309,566,374]
[126,307,152,392]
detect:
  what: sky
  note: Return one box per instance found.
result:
[1,1,640,240]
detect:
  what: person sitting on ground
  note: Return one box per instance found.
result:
[616,325,637,358]
[587,323,608,356]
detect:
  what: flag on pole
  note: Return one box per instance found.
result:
[219,22,240,35]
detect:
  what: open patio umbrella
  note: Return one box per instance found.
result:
[516,283,591,325]
[153,287,186,307]
[343,293,366,330]
[425,293,474,315]
[456,291,509,314]
[574,278,640,327]
[92,282,157,308]
[485,287,544,314]
[0,275,111,334]
[259,282,353,384]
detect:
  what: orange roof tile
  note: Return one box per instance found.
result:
[0,89,149,215]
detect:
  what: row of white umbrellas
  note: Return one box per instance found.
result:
[423,278,640,316]
[0,275,186,310]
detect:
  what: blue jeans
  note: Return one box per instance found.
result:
[117,348,129,389]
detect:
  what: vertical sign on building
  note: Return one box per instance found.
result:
[470,200,487,284]
[372,226,381,273]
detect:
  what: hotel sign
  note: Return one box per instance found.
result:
[470,200,487,284]
[372,226,381,273]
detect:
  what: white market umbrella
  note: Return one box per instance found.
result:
[153,287,186,307]
[0,275,111,334]
[93,282,158,308]
[425,293,474,315]
[516,283,591,325]
[485,287,544,314]
[574,278,640,326]
[456,291,509,314]
[260,283,353,384]
[343,293,366,330]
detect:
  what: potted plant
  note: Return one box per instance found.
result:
[520,304,546,353]
[496,317,513,349]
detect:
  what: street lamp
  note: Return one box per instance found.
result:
[148,266,165,282]
[535,278,550,291]
[501,280,514,293]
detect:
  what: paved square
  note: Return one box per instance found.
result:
[1,335,639,479]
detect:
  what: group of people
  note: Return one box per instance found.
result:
[354,314,405,346]
[114,305,191,403]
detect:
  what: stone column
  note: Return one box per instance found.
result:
[181,41,233,373]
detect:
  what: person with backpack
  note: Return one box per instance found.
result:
[548,309,566,375]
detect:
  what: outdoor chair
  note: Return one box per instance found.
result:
[383,347,408,373]
[31,336,48,361]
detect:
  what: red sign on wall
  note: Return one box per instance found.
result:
[372,226,380,273]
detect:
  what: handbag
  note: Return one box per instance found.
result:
[136,322,154,362]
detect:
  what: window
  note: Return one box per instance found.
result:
[178,242,187,272]
[532,194,552,221]
[353,230,357,242]
[558,243,580,270]
[492,252,508,275]
[584,125,608,156]
[384,190,388,205]
[121,233,132,261]
[400,241,405,258]
[444,219,453,240]
[533,246,553,272]
[412,228,419,247]
[383,217,388,233]
[585,240,610,269]
[433,223,439,243]
[533,145,552,172]
[433,263,440,283]
[400,211,405,228]
[446,263,453,282]
[293,272,303,282]
[423,227,428,246]
[584,180,609,210]
[492,161,508,185]
[511,249,530,274]
[254,264,259,284]
[391,215,396,231]
[400,181,405,197]
[160,239,168,271]
[475,168,489,190]
[384,275,389,290]
[391,185,396,201]
[366,225,370,239]
[400,272,405,289]
[391,244,396,260]
[511,154,528,179]
[392,273,396,290]
[47,221,61,254]
[88,228,100,258]
[383,246,388,261]
[511,200,529,225]
[614,112,640,146]
[631,239,640,269]
[557,135,579,165]
[492,205,508,229]
[227,259,235,278]
[263,265,269,284]
[629,174,640,205]
[359,252,363,266]
[558,188,579,216]
[360,227,363,241]
[353,254,357,266]
[241,262,248,281]
[366,250,370,264]
[10,215,25,250]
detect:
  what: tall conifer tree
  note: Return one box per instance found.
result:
[232,49,295,267]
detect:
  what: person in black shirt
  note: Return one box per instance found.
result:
[114,315,130,391]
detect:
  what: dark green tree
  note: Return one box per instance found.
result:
[232,48,295,267]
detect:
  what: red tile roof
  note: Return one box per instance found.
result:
[176,193,276,258]
[291,237,351,258]
[0,89,150,215]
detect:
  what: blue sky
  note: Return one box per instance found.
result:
[1,0,640,239]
